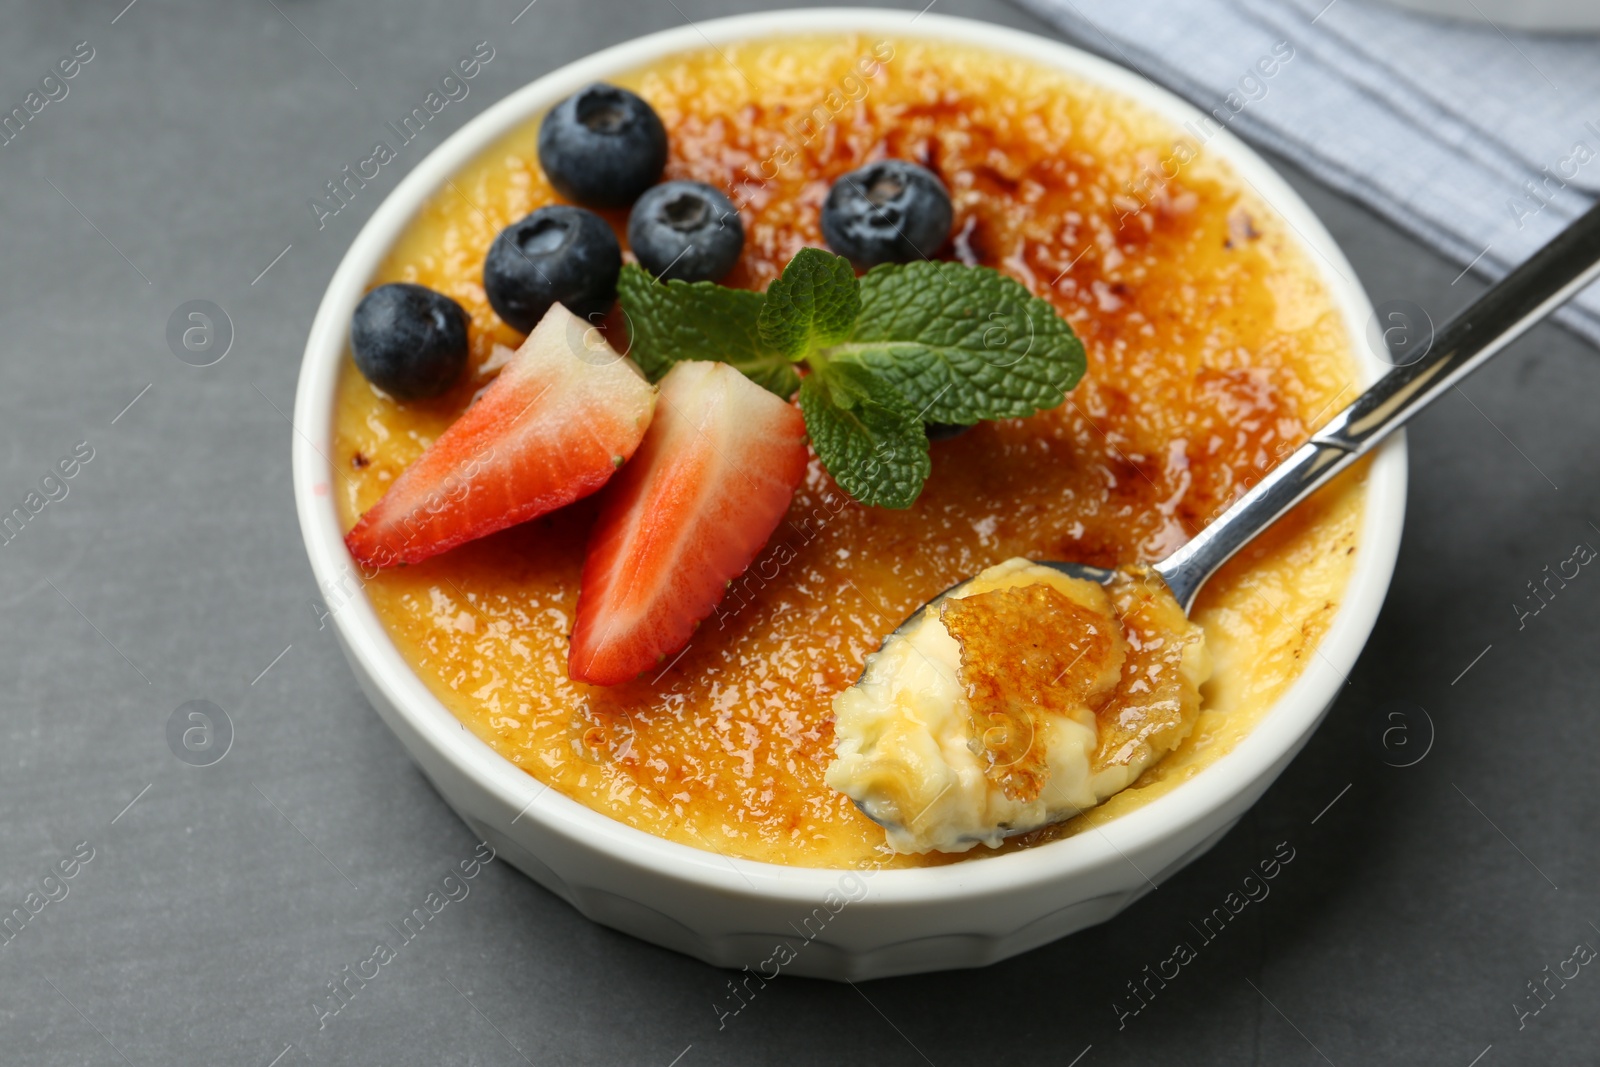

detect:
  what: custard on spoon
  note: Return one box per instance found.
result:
[831,198,1600,853]
[827,560,1207,853]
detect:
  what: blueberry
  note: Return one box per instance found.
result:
[350,283,469,400]
[924,422,973,442]
[821,160,953,267]
[538,83,668,208]
[627,181,744,283]
[484,205,622,333]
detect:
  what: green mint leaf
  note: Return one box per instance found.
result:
[826,261,1086,424]
[616,264,799,398]
[798,361,930,510]
[757,247,861,360]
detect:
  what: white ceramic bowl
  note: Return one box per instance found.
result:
[293,8,1406,981]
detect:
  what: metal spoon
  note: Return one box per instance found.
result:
[854,201,1600,845]
[912,200,1600,623]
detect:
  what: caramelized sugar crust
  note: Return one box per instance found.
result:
[942,584,1124,804]
[1094,569,1208,773]
[332,37,1364,868]
[938,564,1205,813]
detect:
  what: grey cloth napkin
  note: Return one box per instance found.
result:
[1010,0,1600,344]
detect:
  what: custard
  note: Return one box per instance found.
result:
[828,559,1209,853]
[331,36,1365,869]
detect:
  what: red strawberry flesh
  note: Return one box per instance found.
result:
[569,360,809,685]
[345,304,656,567]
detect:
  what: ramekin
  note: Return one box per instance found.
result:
[292,8,1406,981]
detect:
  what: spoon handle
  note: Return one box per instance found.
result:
[1154,200,1600,613]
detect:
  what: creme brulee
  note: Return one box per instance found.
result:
[330,36,1366,869]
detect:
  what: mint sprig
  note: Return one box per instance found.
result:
[757,247,861,359]
[834,261,1086,424]
[618,249,1086,509]
[799,361,930,509]
[617,265,800,398]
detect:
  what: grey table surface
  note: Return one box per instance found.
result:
[2,0,1596,1064]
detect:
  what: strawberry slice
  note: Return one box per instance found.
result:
[346,304,656,567]
[570,360,809,685]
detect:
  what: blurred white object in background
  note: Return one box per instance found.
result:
[1381,0,1600,32]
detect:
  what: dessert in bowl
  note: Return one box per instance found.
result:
[293,10,1404,979]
